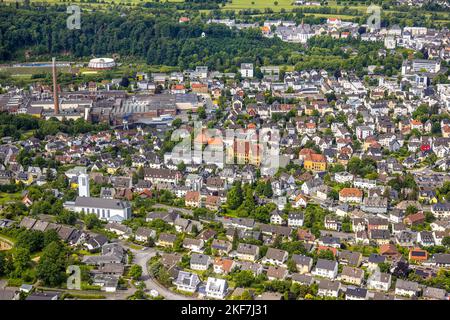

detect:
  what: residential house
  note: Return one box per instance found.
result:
[312,259,338,279]
[211,239,232,255]
[422,287,447,300]
[324,216,342,231]
[404,212,426,226]
[340,266,364,286]
[292,254,313,274]
[105,222,132,239]
[266,266,288,281]
[190,253,211,271]
[292,195,308,208]
[339,188,363,203]
[134,227,156,243]
[291,273,314,286]
[157,233,177,247]
[185,191,201,208]
[174,271,201,293]
[318,279,340,298]
[270,210,285,225]
[288,213,304,227]
[236,243,259,261]
[338,250,362,267]
[395,279,419,297]
[205,277,228,300]
[262,248,288,266]
[409,248,428,263]
[213,258,235,275]
[346,287,368,300]
[367,271,392,292]
[182,238,204,253]
[417,231,435,246]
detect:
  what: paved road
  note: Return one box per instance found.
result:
[127,245,196,300]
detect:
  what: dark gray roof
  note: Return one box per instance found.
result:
[237,243,259,255]
[346,287,367,298]
[368,253,386,264]
[315,258,337,271]
[318,279,340,291]
[433,253,450,265]
[339,250,361,266]
[158,233,177,243]
[423,287,446,300]
[292,254,312,266]
[190,253,210,265]
[74,196,130,209]
[25,291,60,301]
[291,273,313,286]
[57,225,76,241]
[396,279,419,292]
[265,248,288,261]
[19,217,36,229]
[0,289,15,300]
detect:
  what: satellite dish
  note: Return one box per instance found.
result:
[201,32,206,38]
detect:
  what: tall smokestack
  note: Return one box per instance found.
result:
[52,57,59,114]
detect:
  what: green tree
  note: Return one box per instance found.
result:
[227,182,243,210]
[287,258,297,273]
[44,229,60,247]
[240,290,253,300]
[317,249,335,261]
[56,210,78,225]
[84,213,102,230]
[263,182,273,198]
[442,236,450,247]
[129,265,143,280]
[36,242,67,287]
[177,161,186,173]
[233,270,255,287]
[172,118,182,128]
[16,230,44,253]
[406,205,418,215]
[12,247,31,277]
[378,262,391,273]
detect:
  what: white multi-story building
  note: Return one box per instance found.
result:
[240,63,254,78]
[64,197,131,222]
[367,271,391,292]
[312,259,338,279]
[205,277,228,299]
[334,172,354,184]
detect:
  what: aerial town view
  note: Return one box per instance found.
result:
[0,0,449,308]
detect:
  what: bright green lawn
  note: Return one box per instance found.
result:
[0,192,22,205]
[224,0,294,11]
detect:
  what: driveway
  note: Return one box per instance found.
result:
[127,246,196,300]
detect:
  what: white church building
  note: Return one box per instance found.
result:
[63,172,131,222]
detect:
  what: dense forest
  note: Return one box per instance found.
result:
[0,6,301,70]
[0,6,404,76]
[0,112,109,140]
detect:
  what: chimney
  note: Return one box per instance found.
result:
[52,57,60,114]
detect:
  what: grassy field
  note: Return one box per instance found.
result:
[224,0,295,11]
[0,192,22,205]
[0,233,15,251]
[0,65,71,81]
[3,0,449,21]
